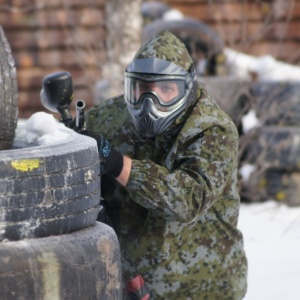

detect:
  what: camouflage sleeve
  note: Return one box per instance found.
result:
[126,124,239,222]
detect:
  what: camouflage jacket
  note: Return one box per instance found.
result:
[86,84,247,300]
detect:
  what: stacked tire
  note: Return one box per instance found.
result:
[0,130,102,240]
[0,26,18,150]
[142,18,226,76]
[0,27,121,299]
[200,76,251,135]
[0,222,121,300]
[239,81,300,206]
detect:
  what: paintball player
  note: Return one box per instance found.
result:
[84,30,248,299]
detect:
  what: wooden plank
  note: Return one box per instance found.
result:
[268,21,300,40]
[233,41,300,64]
[161,0,300,22]
[162,2,266,22]
[3,27,106,50]
[11,47,105,69]
[208,21,300,48]
[16,67,102,90]
[18,87,96,118]
[18,87,95,108]
[0,0,105,11]
[0,6,105,29]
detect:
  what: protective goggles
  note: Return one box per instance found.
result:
[124,73,193,111]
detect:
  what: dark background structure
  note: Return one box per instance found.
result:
[1,0,300,118]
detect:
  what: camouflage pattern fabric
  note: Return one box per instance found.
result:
[133,30,193,71]
[86,31,247,299]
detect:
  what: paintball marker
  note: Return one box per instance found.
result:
[40,71,86,132]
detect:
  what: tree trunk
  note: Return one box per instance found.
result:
[99,0,142,101]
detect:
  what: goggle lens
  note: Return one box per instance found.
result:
[125,75,187,109]
[133,79,183,104]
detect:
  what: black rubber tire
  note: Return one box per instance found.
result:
[0,126,101,241]
[142,18,224,75]
[0,222,122,300]
[0,26,18,150]
[250,81,300,126]
[240,126,300,172]
[241,169,300,207]
[200,77,251,133]
[141,1,171,22]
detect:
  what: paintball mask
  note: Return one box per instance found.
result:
[124,57,197,138]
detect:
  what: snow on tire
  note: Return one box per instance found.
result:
[250,81,300,126]
[0,125,101,241]
[0,222,122,300]
[0,26,18,150]
[200,77,251,133]
[240,125,300,172]
[142,18,224,75]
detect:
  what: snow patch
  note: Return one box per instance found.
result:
[238,201,300,300]
[239,164,256,181]
[16,112,73,146]
[241,109,261,133]
[250,55,300,81]
[224,48,300,82]
[163,9,184,21]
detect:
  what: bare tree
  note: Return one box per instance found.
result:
[99,0,143,101]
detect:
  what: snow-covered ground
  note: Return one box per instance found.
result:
[239,201,300,300]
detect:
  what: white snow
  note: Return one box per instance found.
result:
[224,48,258,80]
[15,112,72,146]
[162,9,184,21]
[239,163,256,182]
[250,55,300,81]
[241,109,261,133]
[224,47,300,81]
[238,201,300,300]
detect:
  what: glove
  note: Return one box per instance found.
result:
[81,130,123,178]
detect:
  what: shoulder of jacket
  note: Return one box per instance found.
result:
[86,95,125,115]
[85,95,130,132]
[179,85,237,141]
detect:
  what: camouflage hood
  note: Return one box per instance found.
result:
[125,30,198,138]
[133,30,193,72]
